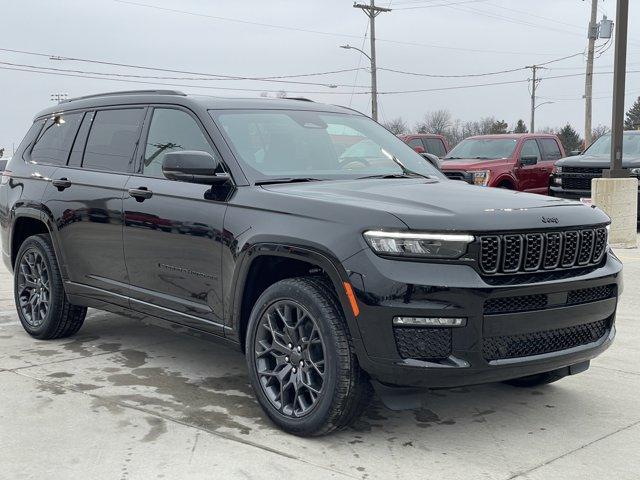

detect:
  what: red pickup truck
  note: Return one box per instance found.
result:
[398,133,449,158]
[440,133,565,194]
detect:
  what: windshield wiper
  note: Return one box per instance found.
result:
[255,177,323,186]
[358,173,422,180]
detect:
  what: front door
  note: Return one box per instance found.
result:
[123,106,230,334]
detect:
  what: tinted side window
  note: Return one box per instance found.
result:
[17,119,46,159]
[407,138,423,150]
[424,138,446,157]
[30,113,83,165]
[539,138,562,161]
[83,109,145,173]
[143,108,218,178]
[520,139,541,161]
[68,112,93,167]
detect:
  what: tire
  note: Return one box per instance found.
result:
[14,234,87,340]
[503,369,567,388]
[245,276,371,436]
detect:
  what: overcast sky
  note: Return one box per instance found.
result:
[1,0,639,152]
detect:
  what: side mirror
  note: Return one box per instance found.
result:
[162,151,229,185]
[412,145,426,154]
[569,150,582,157]
[421,152,441,170]
[520,155,538,166]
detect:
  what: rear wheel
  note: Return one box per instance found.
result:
[246,277,371,436]
[14,234,87,339]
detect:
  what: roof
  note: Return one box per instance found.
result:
[34,90,359,119]
[398,133,445,139]
[466,133,558,140]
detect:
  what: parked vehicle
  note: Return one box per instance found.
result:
[440,133,565,194]
[398,134,448,170]
[551,131,640,220]
[0,157,9,173]
[1,91,621,436]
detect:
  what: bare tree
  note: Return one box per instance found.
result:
[591,124,610,142]
[382,117,409,135]
[415,110,452,136]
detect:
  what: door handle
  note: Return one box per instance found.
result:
[51,178,72,191]
[128,187,153,202]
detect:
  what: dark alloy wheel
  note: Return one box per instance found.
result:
[254,300,326,418]
[14,234,87,340]
[246,277,372,436]
[17,248,51,328]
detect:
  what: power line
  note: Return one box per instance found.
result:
[393,0,488,10]
[111,0,575,56]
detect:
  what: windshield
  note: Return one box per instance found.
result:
[583,133,640,156]
[444,138,517,160]
[210,109,443,182]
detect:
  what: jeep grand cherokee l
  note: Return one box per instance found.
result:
[551,130,640,220]
[0,91,622,436]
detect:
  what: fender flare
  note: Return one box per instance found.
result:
[228,242,362,348]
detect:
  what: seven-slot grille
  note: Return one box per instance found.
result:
[479,227,607,275]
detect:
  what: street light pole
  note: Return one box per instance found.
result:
[584,0,599,148]
[353,1,390,122]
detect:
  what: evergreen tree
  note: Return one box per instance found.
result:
[513,119,528,133]
[624,96,640,130]
[489,119,508,134]
[557,123,583,152]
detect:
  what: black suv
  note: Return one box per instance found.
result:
[0,91,622,436]
[551,130,640,220]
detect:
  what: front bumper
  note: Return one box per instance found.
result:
[343,249,622,388]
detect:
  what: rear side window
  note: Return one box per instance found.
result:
[143,108,218,178]
[539,138,562,161]
[82,108,145,173]
[17,119,46,160]
[30,113,83,165]
[424,138,447,157]
[407,138,423,150]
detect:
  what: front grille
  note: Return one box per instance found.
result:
[562,177,593,190]
[394,326,451,360]
[482,319,608,361]
[478,227,607,275]
[562,166,604,175]
[483,284,616,314]
[559,166,603,191]
[444,171,470,182]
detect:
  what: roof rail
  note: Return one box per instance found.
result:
[63,90,187,103]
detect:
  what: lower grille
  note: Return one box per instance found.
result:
[483,284,616,314]
[482,319,608,361]
[394,327,451,360]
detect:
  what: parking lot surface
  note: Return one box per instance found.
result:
[1,238,639,480]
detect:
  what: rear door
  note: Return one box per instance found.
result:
[538,137,563,178]
[41,107,146,305]
[122,106,229,334]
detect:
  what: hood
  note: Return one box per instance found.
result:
[557,153,640,168]
[440,158,511,170]
[261,178,609,232]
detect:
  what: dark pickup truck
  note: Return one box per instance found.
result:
[551,131,640,220]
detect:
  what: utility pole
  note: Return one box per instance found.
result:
[584,0,599,148]
[606,0,628,178]
[353,1,391,122]
[526,65,543,133]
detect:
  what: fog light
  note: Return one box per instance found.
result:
[553,177,562,185]
[393,316,466,327]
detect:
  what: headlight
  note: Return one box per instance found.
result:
[363,230,474,259]
[630,167,640,176]
[554,166,563,174]
[470,170,490,186]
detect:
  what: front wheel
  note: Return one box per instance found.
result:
[245,277,371,436]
